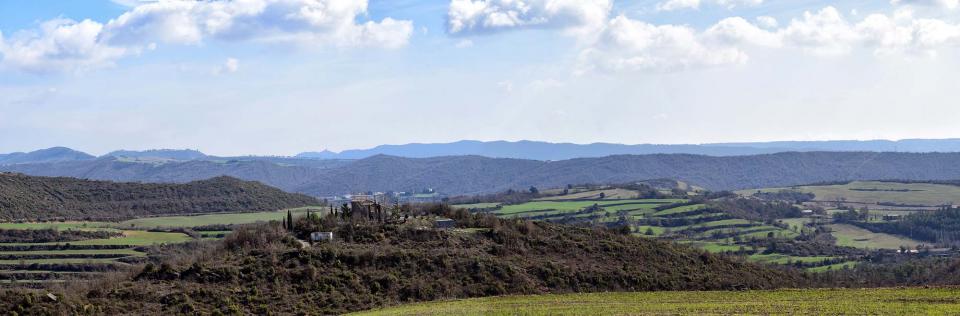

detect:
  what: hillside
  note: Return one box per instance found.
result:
[0,173,320,221]
[107,149,208,161]
[0,147,95,165]
[297,139,960,160]
[8,152,960,196]
[0,208,806,314]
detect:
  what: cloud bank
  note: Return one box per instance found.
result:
[0,0,413,73]
[447,0,612,34]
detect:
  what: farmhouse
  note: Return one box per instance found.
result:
[435,218,455,229]
[311,232,334,242]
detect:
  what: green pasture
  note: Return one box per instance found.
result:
[1,230,192,246]
[0,249,145,256]
[807,261,860,272]
[494,199,681,217]
[652,204,705,216]
[118,208,321,228]
[452,203,501,209]
[351,288,960,315]
[743,181,960,209]
[828,224,921,250]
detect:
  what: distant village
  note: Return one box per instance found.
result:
[323,188,446,206]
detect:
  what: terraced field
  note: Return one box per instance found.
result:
[743,181,960,211]
[0,207,316,286]
[457,190,840,270]
[352,288,960,315]
[0,228,193,287]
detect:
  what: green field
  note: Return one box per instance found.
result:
[682,241,744,253]
[828,224,921,250]
[743,181,960,210]
[494,199,682,217]
[352,288,960,315]
[0,222,114,231]
[652,204,705,216]
[118,208,322,228]
[0,249,145,256]
[0,258,124,264]
[748,253,838,265]
[452,203,501,209]
[3,230,192,247]
[536,188,642,201]
[808,261,860,272]
[779,218,811,231]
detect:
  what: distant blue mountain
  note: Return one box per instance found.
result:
[0,147,95,165]
[296,139,960,161]
[106,149,208,161]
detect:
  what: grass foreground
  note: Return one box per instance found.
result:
[351,288,960,315]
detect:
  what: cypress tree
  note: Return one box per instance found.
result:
[287,210,294,230]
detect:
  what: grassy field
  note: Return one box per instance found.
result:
[494,199,682,216]
[3,230,192,246]
[452,202,501,209]
[682,241,744,253]
[0,222,114,231]
[536,188,641,201]
[652,204,705,216]
[352,288,960,315]
[0,258,124,264]
[748,254,839,265]
[0,249,145,256]
[779,218,811,231]
[808,261,860,272]
[743,181,960,210]
[829,224,921,250]
[118,208,322,228]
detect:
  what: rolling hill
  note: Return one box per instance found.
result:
[297,139,960,160]
[0,147,95,165]
[0,173,320,221]
[0,209,807,314]
[7,152,960,196]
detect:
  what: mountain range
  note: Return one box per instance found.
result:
[6,151,960,197]
[296,139,960,160]
[7,139,960,166]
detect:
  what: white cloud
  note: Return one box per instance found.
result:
[656,0,700,11]
[0,19,134,73]
[578,15,748,73]
[781,7,960,56]
[891,0,960,10]
[447,0,612,35]
[656,0,763,11]
[101,0,413,48]
[780,7,860,56]
[706,17,781,47]
[0,0,413,73]
[577,6,960,73]
[756,16,778,29]
[213,57,240,75]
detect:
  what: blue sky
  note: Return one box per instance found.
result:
[1,0,959,156]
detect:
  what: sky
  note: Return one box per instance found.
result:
[1,0,960,156]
